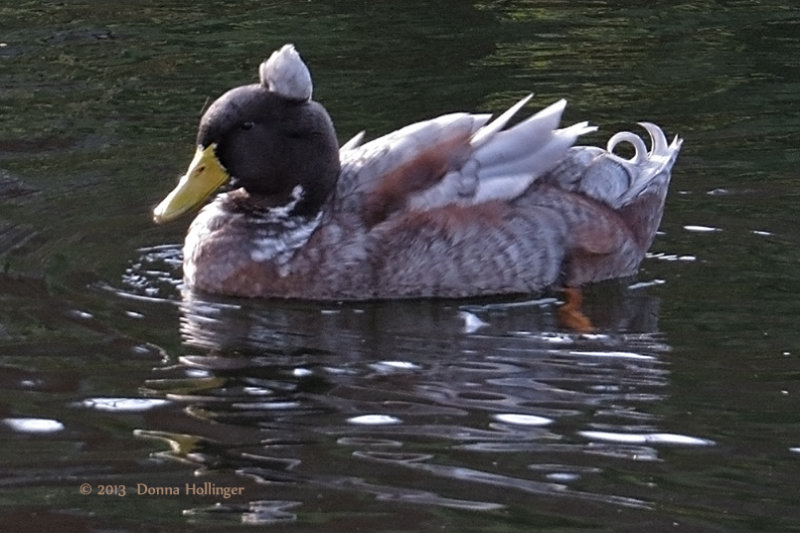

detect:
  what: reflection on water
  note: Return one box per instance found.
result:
[110,278,713,523]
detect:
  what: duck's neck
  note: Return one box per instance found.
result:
[225,176,335,221]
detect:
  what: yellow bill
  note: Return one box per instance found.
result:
[153,144,229,224]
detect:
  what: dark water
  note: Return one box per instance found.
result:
[2,1,799,531]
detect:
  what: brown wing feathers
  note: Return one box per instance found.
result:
[361,133,471,227]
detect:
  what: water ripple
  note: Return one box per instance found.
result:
[491,413,552,426]
[79,397,170,412]
[347,414,403,425]
[2,417,64,433]
[126,287,715,518]
[581,431,716,447]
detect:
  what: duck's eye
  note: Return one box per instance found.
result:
[241,121,254,130]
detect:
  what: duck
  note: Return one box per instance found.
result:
[153,44,682,302]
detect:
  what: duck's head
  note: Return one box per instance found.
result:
[153,44,340,223]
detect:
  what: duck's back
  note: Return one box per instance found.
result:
[294,102,681,299]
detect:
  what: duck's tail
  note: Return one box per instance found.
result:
[542,123,682,251]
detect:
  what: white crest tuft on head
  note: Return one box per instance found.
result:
[259,44,312,101]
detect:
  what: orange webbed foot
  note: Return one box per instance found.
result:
[558,287,595,333]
